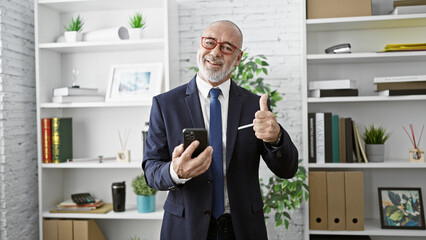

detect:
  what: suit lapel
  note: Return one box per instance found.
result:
[185,76,205,129]
[226,81,243,171]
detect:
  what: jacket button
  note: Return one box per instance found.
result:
[277,151,282,157]
[207,178,212,184]
[204,210,211,216]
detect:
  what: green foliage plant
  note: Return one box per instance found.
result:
[64,15,84,32]
[129,11,147,29]
[260,160,309,229]
[190,50,308,229]
[363,124,391,144]
[128,235,140,240]
[132,174,157,196]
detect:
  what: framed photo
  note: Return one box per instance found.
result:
[378,187,425,230]
[106,63,163,102]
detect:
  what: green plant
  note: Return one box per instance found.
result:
[363,124,391,144]
[132,174,157,196]
[64,15,84,32]
[129,12,147,29]
[128,235,140,240]
[260,160,309,229]
[190,50,282,111]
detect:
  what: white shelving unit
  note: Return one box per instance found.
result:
[302,1,426,239]
[35,0,178,239]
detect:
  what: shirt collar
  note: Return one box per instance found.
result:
[196,74,230,100]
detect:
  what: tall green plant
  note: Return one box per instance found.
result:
[64,15,84,32]
[260,160,309,229]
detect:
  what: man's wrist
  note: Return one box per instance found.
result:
[269,129,283,147]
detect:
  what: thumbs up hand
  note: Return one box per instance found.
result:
[254,94,281,143]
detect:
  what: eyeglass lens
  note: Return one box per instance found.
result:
[202,37,237,55]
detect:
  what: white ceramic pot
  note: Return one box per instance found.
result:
[128,28,143,40]
[64,31,83,42]
[365,144,385,162]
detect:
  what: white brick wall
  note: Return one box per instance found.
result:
[0,0,38,239]
[176,0,304,239]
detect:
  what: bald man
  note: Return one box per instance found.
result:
[143,20,298,240]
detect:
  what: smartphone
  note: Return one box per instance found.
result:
[182,128,209,158]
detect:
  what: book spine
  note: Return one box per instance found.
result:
[376,81,426,91]
[41,118,52,163]
[345,118,354,163]
[374,75,426,83]
[308,113,316,163]
[324,113,333,163]
[315,113,325,164]
[52,118,73,163]
[331,115,340,163]
[339,118,346,163]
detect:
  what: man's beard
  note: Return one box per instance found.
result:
[197,54,236,83]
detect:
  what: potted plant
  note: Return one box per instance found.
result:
[132,174,157,213]
[362,124,391,162]
[64,15,84,42]
[191,51,309,229]
[128,11,147,39]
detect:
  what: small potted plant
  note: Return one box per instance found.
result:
[362,124,391,162]
[128,11,147,39]
[132,174,156,213]
[64,15,84,42]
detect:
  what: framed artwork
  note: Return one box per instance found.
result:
[106,63,163,102]
[378,187,425,230]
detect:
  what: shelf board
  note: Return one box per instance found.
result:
[310,218,426,236]
[42,159,142,169]
[38,39,165,53]
[309,161,426,169]
[43,205,163,220]
[40,100,152,108]
[38,0,164,13]
[307,14,426,31]
[308,95,426,103]
[307,51,426,64]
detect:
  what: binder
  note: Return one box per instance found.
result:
[345,171,365,230]
[58,220,73,240]
[327,171,346,230]
[309,171,328,230]
[331,115,340,163]
[308,113,317,163]
[344,118,354,163]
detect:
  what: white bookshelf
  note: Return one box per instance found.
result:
[302,1,426,239]
[35,0,178,239]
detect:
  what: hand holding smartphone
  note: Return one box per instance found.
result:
[182,128,209,158]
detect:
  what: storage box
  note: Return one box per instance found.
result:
[307,0,372,19]
[73,220,105,240]
[43,219,59,240]
[58,220,73,240]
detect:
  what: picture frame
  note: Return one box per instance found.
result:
[378,187,425,230]
[106,63,163,102]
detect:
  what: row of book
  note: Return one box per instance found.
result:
[42,118,72,163]
[308,112,367,164]
[309,74,426,98]
[53,87,104,103]
[309,171,364,231]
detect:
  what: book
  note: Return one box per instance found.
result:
[315,112,332,164]
[378,89,426,96]
[52,118,72,163]
[344,118,354,163]
[53,87,98,96]
[309,89,358,98]
[52,95,105,103]
[352,120,362,163]
[373,74,426,83]
[394,0,426,8]
[354,123,368,163]
[339,118,346,163]
[391,5,426,14]
[308,79,356,90]
[41,118,52,163]
[49,203,113,214]
[381,43,426,52]
[376,81,426,91]
[308,113,316,163]
[331,115,340,163]
[57,199,103,208]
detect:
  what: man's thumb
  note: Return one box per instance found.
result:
[259,94,268,111]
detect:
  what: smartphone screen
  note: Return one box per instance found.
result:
[182,128,208,158]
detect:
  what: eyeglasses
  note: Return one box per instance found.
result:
[201,37,240,55]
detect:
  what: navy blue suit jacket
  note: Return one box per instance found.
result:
[142,76,298,240]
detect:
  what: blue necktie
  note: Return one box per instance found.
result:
[209,88,224,219]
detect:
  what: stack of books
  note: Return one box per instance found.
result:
[381,43,426,52]
[391,0,426,15]
[52,87,104,103]
[55,198,104,212]
[308,79,358,98]
[374,75,426,96]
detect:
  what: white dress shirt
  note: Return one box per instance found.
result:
[170,74,231,213]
